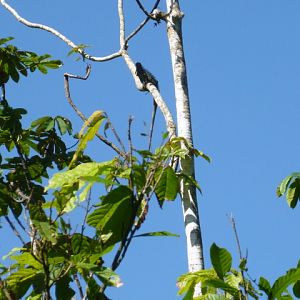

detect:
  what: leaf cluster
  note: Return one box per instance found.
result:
[0,37,62,84]
[177,243,300,300]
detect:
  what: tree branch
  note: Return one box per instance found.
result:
[63,66,127,158]
[126,0,161,43]
[0,0,122,62]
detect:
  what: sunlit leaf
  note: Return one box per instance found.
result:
[210,243,232,280]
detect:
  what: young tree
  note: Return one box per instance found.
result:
[0,0,207,298]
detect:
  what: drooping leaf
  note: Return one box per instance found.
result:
[69,111,105,168]
[87,186,134,245]
[210,243,232,279]
[154,166,179,202]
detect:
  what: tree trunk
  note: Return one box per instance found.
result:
[165,0,205,277]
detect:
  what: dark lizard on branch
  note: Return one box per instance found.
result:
[135,62,158,150]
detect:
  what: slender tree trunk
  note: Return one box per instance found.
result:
[165,0,204,276]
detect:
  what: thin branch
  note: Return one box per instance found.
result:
[4,215,26,244]
[105,118,126,153]
[73,273,85,299]
[228,214,249,300]
[127,116,134,189]
[228,214,242,260]
[0,0,122,62]
[126,0,161,43]
[135,0,160,19]
[63,66,126,158]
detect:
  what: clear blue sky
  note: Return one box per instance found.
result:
[1,1,300,299]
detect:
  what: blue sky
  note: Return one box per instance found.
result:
[1,1,300,299]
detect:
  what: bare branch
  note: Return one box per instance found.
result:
[0,0,122,62]
[63,66,127,158]
[126,0,161,43]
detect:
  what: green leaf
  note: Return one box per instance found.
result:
[134,231,179,238]
[95,267,123,287]
[271,267,300,298]
[69,111,105,168]
[258,276,272,296]
[293,280,300,298]
[56,116,72,135]
[286,178,300,208]
[87,186,134,245]
[0,36,14,45]
[55,276,75,300]
[193,148,211,163]
[277,173,300,196]
[46,161,113,190]
[210,243,232,279]
[154,166,179,201]
[202,278,239,297]
[32,220,57,244]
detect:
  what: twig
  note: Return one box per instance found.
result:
[126,0,161,43]
[128,116,134,189]
[4,215,26,244]
[63,66,126,158]
[0,0,122,62]
[228,214,249,300]
[73,273,85,299]
[105,118,126,153]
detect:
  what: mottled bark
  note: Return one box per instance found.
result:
[165,0,204,278]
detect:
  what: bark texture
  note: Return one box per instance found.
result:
[165,0,204,274]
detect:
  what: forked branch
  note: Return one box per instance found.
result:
[0,0,122,62]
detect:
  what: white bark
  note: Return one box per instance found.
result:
[165,0,205,277]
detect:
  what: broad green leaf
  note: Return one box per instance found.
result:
[31,116,52,128]
[155,166,179,201]
[87,186,134,245]
[258,276,272,296]
[10,252,43,269]
[46,161,113,190]
[56,116,72,135]
[55,276,75,300]
[272,267,300,298]
[32,220,57,244]
[210,243,232,279]
[134,231,179,238]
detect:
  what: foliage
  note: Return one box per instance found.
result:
[0,37,62,84]
[177,244,300,299]
[277,172,300,208]
[0,37,209,299]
